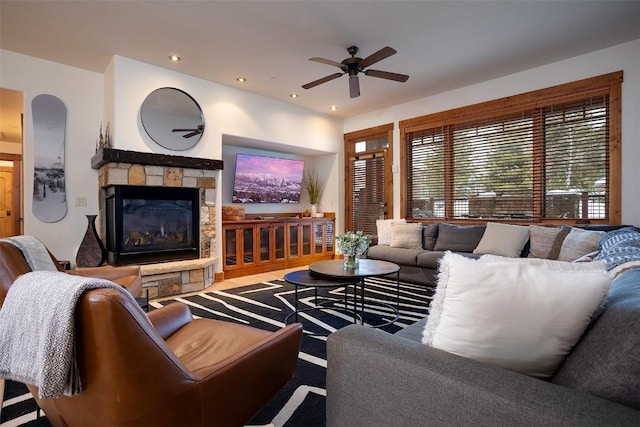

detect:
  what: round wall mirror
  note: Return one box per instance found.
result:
[140,87,205,151]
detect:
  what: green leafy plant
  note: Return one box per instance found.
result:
[303,170,323,205]
[335,230,372,257]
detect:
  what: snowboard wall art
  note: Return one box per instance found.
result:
[31,94,67,223]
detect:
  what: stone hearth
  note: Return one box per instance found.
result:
[92,148,223,297]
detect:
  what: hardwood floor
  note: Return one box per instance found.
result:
[152,266,306,302]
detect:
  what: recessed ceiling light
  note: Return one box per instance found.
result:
[329,105,338,111]
[168,54,181,62]
[236,77,247,83]
[289,93,299,99]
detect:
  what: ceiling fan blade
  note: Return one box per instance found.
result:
[172,128,197,132]
[359,46,397,68]
[349,75,360,98]
[364,69,410,82]
[309,57,346,69]
[302,72,343,89]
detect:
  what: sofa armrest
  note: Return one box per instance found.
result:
[147,301,193,339]
[327,325,639,427]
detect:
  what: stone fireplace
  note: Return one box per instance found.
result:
[104,185,200,265]
[92,148,223,298]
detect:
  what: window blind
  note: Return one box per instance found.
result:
[401,73,619,223]
[351,154,385,235]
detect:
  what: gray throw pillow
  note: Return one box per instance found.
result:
[528,225,571,260]
[422,223,439,251]
[433,223,486,252]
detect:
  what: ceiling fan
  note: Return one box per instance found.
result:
[302,45,409,98]
[172,125,204,139]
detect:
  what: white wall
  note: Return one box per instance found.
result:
[0,49,104,262]
[106,56,344,266]
[0,50,344,265]
[345,39,640,226]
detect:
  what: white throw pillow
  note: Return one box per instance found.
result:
[423,252,611,378]
[473,222,530,258]
[390,222,423,249]
[376,219,406,245]
[557,228,605,262]
[479,254,608,271]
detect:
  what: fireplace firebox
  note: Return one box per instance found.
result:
[104,185,199,265]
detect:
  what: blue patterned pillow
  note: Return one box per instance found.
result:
[595,227,640,270]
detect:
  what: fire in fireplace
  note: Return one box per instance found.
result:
[104,185,199,265]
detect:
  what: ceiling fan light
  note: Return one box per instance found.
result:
[168,54,181,62]
[236,77,247,83]
[329,105,338,111]
[289,93,299,98]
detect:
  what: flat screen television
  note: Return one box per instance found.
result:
[232,153,304,203]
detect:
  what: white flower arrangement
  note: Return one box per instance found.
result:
[335,230,372,257]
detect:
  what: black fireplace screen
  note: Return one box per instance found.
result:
[121,198,194,251]
[104,185,199,265]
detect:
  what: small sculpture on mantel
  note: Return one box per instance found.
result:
[104,122,112,148]
[95,121,112,152]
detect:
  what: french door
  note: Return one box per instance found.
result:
[344,124,394,235]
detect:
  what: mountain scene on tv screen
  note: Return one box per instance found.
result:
[233,171,301,203]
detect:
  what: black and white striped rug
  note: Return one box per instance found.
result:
[1,276,433,427]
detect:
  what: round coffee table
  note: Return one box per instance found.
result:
[309,259,401,328]
[283,269,360,336]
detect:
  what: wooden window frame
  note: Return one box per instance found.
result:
[399,71,622,225]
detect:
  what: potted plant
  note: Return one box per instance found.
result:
[303,170,323,216]
[335,230,372,269]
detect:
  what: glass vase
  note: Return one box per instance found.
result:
[343,254,359,269]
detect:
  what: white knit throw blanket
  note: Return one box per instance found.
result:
[0,236,58,271]
[0,271,138,398]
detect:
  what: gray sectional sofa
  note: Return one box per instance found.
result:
[326,264,640,426]
[365,222,486,285]
[365,222,627,286]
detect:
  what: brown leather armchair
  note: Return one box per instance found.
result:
[0,239,143,301]
[0,241,303,426]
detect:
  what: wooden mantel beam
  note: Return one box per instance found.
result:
[91,148,224,171]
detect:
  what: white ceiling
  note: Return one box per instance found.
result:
[0,0,639,135]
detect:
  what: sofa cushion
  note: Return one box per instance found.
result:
[422,223,439,251]
[557,227,605,262]
[422,252,611,378]
[528,225,571,259]
[433,223,486,252]
[395,317,428,341]
[390,222,423,249]
[552,267,640,409]
[416,251,481,269]
[376,219,406,246]
[473,222,530,258]
[416,251,447,269]
[366,245,422,266]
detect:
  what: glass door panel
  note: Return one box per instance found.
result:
[259,225,271,262]
[224,227,237,266]
[288,224,299,258]
[242,226,254,264]
[274,224,285,260]
[302,223,312,256]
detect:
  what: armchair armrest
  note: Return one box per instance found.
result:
[69,265,142,297]
[147,301,194,340]
[327,325,639,427]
